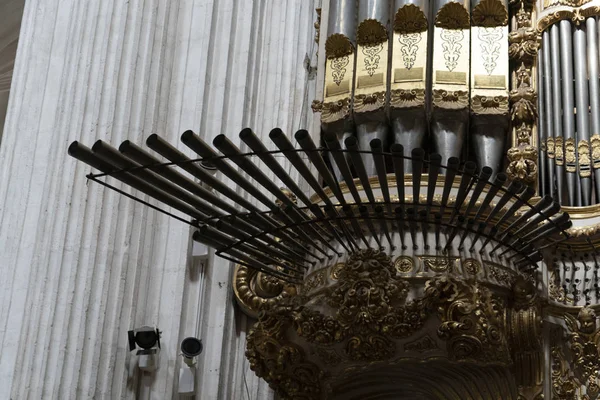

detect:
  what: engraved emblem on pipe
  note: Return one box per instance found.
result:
[478,27,503,74]
[592,134,600,168]
[441,29,464,71]
[565,138,577,173]
[578,139,591,178]
[398,33,422,69]
[555,137,565,166]
[361,43,384,76]
[330,56,350,85]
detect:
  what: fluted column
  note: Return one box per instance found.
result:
[0,0,315,399]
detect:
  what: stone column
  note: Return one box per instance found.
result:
[0,0,317,399]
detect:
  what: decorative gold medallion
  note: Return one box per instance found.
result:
[394,256,415,273]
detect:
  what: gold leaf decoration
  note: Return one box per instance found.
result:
[394,4,428,34]
[565,138,576,173]
[463,258,481,275]
[321,99,350,124]
[546,137,555,159]
[471,95,509,115]
[394,256,415,273]
[356,19,388,46]
[592,134,600,168]
[354,92,386,114]
[325,33,354,59]
[472,0,508,26]
[435,2,470,29]
[555,136,564,166]
[507,145,538,182]
[578,139,591,178]
[390,88,426,109]
[432,89,469,110]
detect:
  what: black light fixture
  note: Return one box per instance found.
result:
[128,326,161,352]
[181,337,203,359]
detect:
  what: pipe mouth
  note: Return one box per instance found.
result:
[294,129,309,141]
[481,166,494,176]
[390,143,404,153]
[429,153,442,162]
[344,136,358,147]
[495,172,508,183]
[68,141,81,156]
[119,140,132,152]
[212,134,227,147]
[146,134,160,146]
[91,140,107,153]
[323,132,338,143]
[269,127,283,139]
[180,130,195,143]
[239,128,253,140]
[411,148,425,159]
[369,138,382,149]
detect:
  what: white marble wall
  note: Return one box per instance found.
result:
[0,0,317,398]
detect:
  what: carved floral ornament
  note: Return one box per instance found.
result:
[432,89,469,110]
[390,88,426,109]
[472,95,509,115]
[244,250,537,399]
[325,33,355,59]
[472,0,509,26]
[538,6,600,32]
[356,19,388,46]
[394,4,428,34]
[435,2,471,29]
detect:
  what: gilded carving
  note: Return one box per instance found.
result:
[472,95,509,115]
[321,99,351,124]
[303,268,326,294]
[233,265,297,318]
[390,88,426,109]
[472,0,509,26]
[325,34,354,59]
[592,134,600,169]
[435,2,471,29]
[544,0,592,8]
[477,27,504,75]
[565,137,577,173]
[420,255,459,273]
[432,89,469,110]
[403,335,439,353]
[507,145,538,183]
[330,263,344,280]
[394,256,415,273]
[314,8,321,44]
[330,55,350,85]
[354,92,386,114]
[549,270,567,303]
[394,4,428,34]
[424,276,511,364]
[311,99,323,113]
[547,137,556,159]
[463,258,481,275]
[510,87,537,125]
[564,307,600,380]
[357,19,388,46]
[516,123,533,145]
[579,139,591,178]
[440,28,464,71]
[398,32,422,70]
[555,136,565,166]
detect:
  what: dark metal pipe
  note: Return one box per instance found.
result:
[411,148,425,212]
[426,154,442,215]
[324,204,360,250]
[419,209,430,250]
[295,130,346,205]
[395,206,407,250]
[449,161,477,223]
[457,218,474,251]
[406,208,418,250]
[434,213,442,250]
[343,205,370,248]
[479,226,498,253]
[469,222,487,252]
[440,157,460,216]
[371,139,392,210]
[500,210,568,256]
[119,140,237,215]
[391,144,406,210]
[359,206,383,249]
[444,215,465,251]
[345,136,377,203]
[496,195,553,237]
[324,132,361,203]
[484,180,524,224]
[473,172,507,222]
[374,205,394,249]
[463,166,493,218]
[69,141,206,220]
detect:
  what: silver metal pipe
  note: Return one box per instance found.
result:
[551,24,568,205]
[328,0,358,41]
[327,131,353,182]
[432,118,467,165]
[358,122,388,176]
[359,0,389,21]
[559,20,579,206]
[395,0,429,13]
[542,30,556,199]
[471,124,505,177]
[392,112,427,174]
[538,47,547,197]
[587,17,600,201]
[574,24,591,205]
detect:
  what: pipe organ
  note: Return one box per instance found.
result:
[537,2,600,206]
[315,0,511,178]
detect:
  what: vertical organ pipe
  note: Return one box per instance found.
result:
[559,20,579,206]
[542,30,556,200]
[573,24,591,205]
[538,47,547,197]
[551,24,568,205]
[587,16,600,201]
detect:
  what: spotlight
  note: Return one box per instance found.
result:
[128,326,161,371]
[178,337,203,395]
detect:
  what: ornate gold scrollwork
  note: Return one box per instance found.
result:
[432,89,469,110]
[471,95,509,115]
[555,136,565,166]
[320,99,351,124]
[565,137,577,173]
[472,0,509,26]
[390,88,426,109]
[591,134,600,169]
[314,8,321,44]
[354,91,386,114]
[463,258,482,275]
[547,137,555,159]
[435,2,471,29]
[538,7,600,32]
[507,145,538,183]
[325,34,354,59]
[394,4,428,34]
[579,139,591,178]
[394,255,415,273]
